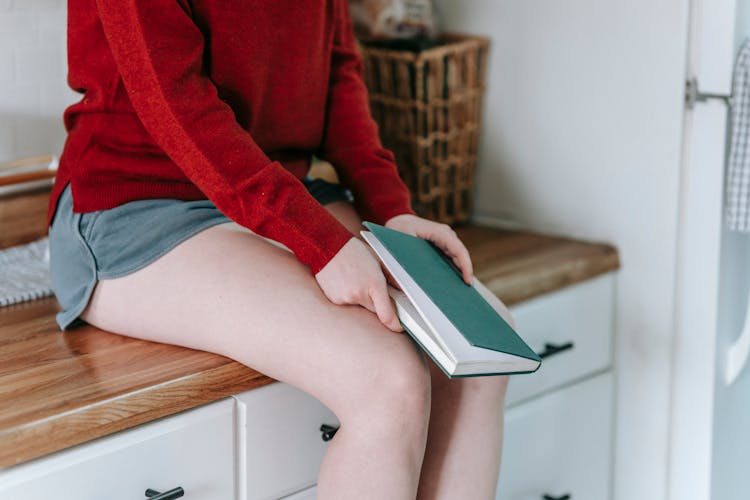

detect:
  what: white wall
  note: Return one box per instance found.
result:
[0,0,77,163]
[434,1,689,499]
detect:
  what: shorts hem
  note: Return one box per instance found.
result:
[56,212,99,331]
[56,279,97,331]
[57,217,231,330]
[96,217,231,280]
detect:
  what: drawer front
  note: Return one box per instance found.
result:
[0,398,236,500]
[234,383,339,500]
[280,485,317,499]
[497,372,614,500]
[506,273,615,406]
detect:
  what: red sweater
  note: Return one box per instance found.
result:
[50,0,415,274]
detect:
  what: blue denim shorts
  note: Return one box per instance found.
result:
[48,178,353,331]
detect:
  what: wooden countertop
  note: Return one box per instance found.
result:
[0,224,619,467]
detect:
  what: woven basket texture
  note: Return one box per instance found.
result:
[359,33,490,225]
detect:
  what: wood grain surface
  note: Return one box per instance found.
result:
[0,186,51,249]
[0,299,274,466]
[455,225,620,305]
[0,218,619,467]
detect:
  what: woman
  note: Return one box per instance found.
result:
[47,1,510,498]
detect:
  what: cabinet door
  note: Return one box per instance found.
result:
[506,273,615,407]
[497,372,613,500]
[0,398,236,500]
[234,383,339,500]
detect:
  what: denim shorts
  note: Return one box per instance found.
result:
[48,178,353,331]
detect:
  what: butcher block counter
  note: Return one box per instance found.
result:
[0,190,619,467]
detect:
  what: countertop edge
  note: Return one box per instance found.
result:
[0,362,274,467]
[494,246,620,306]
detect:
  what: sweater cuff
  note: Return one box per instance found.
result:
[233,164,357,275]
[308,224,355,275]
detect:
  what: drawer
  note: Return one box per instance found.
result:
[506,273,615,406]
[234,383,339,500]
[0,398,236,500]
[280,485,317,499]
[497,371,614,500]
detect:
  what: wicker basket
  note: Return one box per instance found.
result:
[359,33,490,225]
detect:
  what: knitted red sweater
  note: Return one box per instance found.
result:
[49,0,415,274]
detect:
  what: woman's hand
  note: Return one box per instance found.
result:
[315,237,403,332]
[384,214,474,285]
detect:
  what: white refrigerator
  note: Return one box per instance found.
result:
[669,1,750,499]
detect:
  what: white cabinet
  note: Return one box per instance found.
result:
[498,273,616,500]
[233,383,339,500]
[279,486,317,499]
[506,273,615,407]
[498,372,614,500]
[0,398,236,500]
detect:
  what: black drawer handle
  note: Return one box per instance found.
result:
[145,487,184,500]
[537,342,574,359]
[320,423,340,442]
[542,494,571,500]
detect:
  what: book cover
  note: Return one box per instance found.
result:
[362,222,541,370]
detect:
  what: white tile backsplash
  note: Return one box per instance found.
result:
[0,0,74,163]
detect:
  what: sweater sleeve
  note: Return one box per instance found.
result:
[94,0,353,274]
[317,0,417,225]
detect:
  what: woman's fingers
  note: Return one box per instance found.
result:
[383,214,475,285]
[314,238,404,332]
[359,293,377,314]
[369,283,403,332]
[424,225,474,285]
[316,219,472,334]
[448,242,474,285]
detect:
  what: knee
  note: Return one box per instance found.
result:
[376,342,431,421]
[347,339,431,435]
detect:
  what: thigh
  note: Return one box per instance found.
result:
[81,215,423,416]
[323,200,364,235]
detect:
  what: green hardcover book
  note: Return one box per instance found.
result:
[361,222,541,378]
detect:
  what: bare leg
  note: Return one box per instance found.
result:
[80,212,430,499]
[326,201,510,499]
[417,363,508,499]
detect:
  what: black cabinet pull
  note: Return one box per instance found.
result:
[537,342,574,359]
[145,487,184,499]
[542,494,571,500]
[320,423,340,442]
